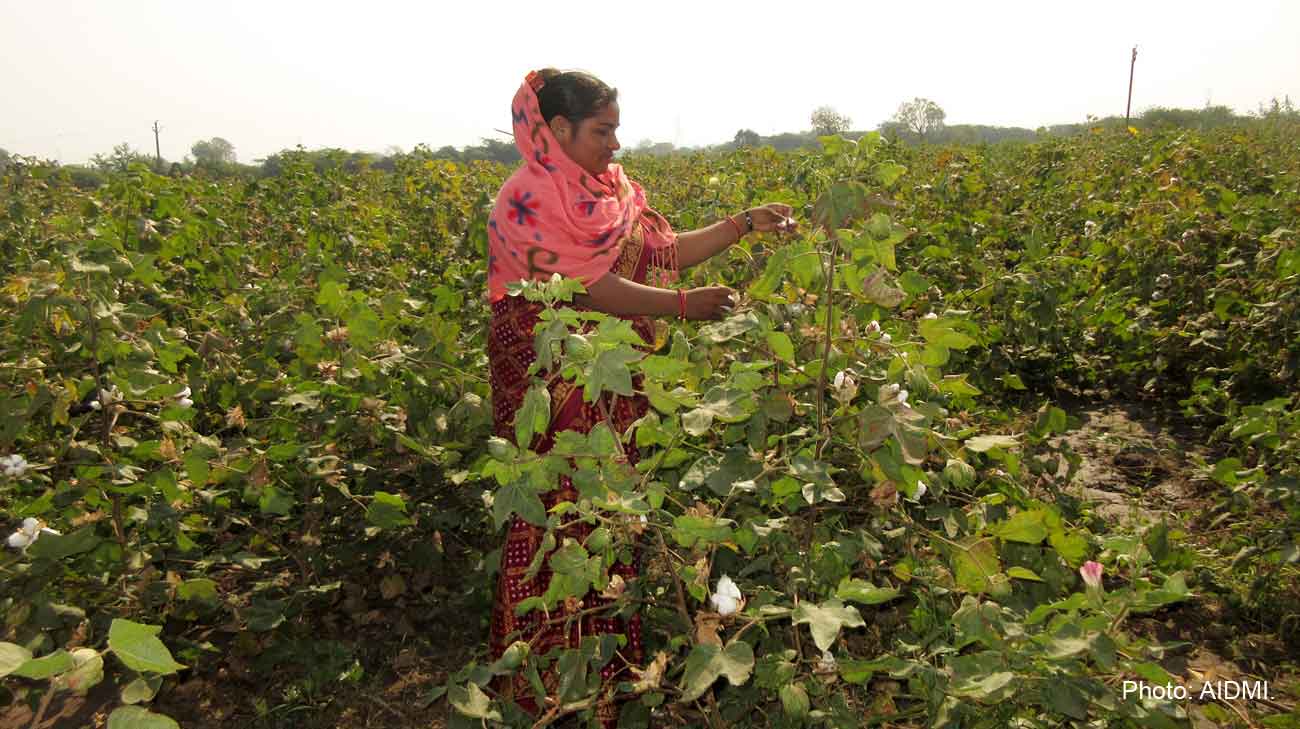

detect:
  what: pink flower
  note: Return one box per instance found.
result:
[1079,561,1103,589]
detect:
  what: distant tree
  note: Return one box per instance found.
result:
[892,98,946,142]
[461,138,520,164]
[1255,95,1298,119]
[91,143,152,173]
[733,129,761,148]
[191,137,237,165]
[432,145,462,162]
[810,106,851,136]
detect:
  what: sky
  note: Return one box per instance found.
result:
[3,0,1298,165]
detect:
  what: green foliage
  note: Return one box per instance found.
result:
[2,117,1297,728]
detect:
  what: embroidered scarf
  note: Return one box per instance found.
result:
[486,71,679,303]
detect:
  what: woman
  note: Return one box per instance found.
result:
[485,68,795,724]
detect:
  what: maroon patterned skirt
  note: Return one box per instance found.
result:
[486,228,674,724]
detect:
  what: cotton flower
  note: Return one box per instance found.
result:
[2,454,29,479]
[1079,561,1103,589]
[709,574,744,617]
[7,517,60,551]
[865,320,881,335]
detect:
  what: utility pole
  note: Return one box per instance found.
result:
[1125,47,1138,125]
[152,121,162,170]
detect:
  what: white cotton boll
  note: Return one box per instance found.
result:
[90,400,102,411]
[3,455,28,479]
[7,531,31,549]
[923,312,938,320]
[710,574,743,616]
[897,390,909,406]
[880,333,892,344]
[22,518,38,534]
[865,320,881,334]
[176,386,192,399]
[833,371,846,389]
[817,650,837,673]
[914,481,927,499]
[176,398,194,409]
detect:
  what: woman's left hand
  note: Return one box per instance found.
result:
[746,203,799,237]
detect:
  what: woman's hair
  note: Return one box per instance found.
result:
[536,69,618,126]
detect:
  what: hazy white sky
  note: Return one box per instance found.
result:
[3,1,1298,164]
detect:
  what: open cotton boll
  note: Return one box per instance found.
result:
[865,320,881,334]
[710,574,743,616]
[817,650,837,673]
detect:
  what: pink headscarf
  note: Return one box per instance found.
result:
[486,71,679,303]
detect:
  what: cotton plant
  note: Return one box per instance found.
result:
[172,386,193,409]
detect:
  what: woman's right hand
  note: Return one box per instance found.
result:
[685,286,736,320]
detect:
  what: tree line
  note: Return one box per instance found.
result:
[3,96,1294,186]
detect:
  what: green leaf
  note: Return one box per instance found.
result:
[950,670,1016,701]
[514,382,551,449]
[448,682,501,721]
[672,515,735,549]
[749,246,791,299]
[492,482,547,529]
[678,640,755,704]
[835,577,901,605]
[766,331,795,363]
[584,345,640,401]
[54,647,104,694]
[812,181,871,232]
[874,162,908,187]
[993,510,1048,544]
[1008,566,1044,582]
[965,434,1019,452]
[792,600,865,652]
[952,538,1000,594]
[120,675,163,704]
[1049,529,1090,566]
[780,682,811,721]
[26,526,101,560]
[0,643,33,678]
[258,486,294,516]
[365,491,412,529]
[107,706,181,729]
[177,578,219,605]
[13,649,73,679]
[861,267,905,308]
[108,620,185,674]
[1002,374,1027,390]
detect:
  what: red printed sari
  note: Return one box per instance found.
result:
[487,217,675,725]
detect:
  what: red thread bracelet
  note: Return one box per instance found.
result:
[725,215,744,240]
[677,289,687,320]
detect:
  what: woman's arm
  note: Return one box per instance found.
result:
[573,274,735,321]
[677,214,746,269]
[677,205,799,270]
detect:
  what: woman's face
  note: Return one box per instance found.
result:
[552,101,621,176]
